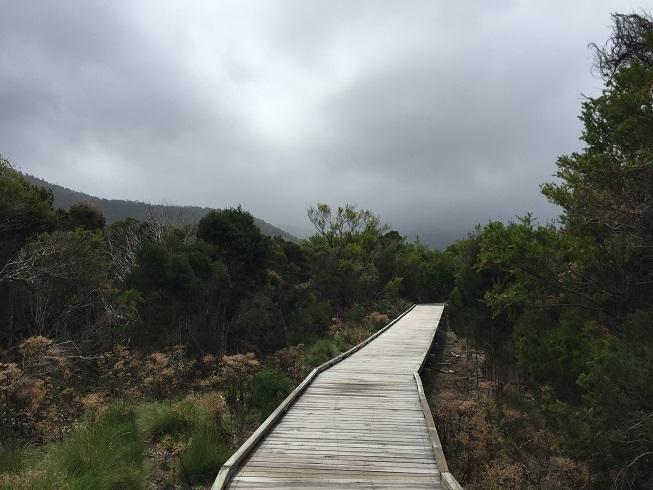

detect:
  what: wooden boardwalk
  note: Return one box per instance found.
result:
[216,304,450,489]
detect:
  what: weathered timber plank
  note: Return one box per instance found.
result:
[214,304,455,489]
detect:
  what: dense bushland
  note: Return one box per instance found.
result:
[0,155,450,487]
[445,13,653,489]
[1,11,652,489]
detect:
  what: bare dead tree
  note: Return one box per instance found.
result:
[105,219,156,282]
[0,233,86,284]
[145,203,197,244]
[0,231,119,344]
[591,12,653,78]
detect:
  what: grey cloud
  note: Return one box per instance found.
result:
[1,2,251,187]
[0,0,637,246]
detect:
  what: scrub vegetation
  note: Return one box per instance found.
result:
[0,157,451,487]
[1,11,652,489]
[433,13,653,489]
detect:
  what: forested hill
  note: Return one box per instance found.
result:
[24,174,298,241]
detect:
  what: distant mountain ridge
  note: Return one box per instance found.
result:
[24,175,298,242]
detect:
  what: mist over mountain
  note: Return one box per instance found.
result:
[24,174,465,248]
[24,174,298,242]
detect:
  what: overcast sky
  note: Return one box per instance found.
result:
[0,1,645,244]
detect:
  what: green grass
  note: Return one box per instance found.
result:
[45,403,145,489]
[177,422,231,484]
[135,399,232,485]
[0,444,49,490]
[135,401,193,439]
[0,444,38,475]
[3,398,233,488]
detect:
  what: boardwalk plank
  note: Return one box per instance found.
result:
[222,304,445,489]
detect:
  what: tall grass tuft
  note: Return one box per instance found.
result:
[177,422,231,484]
[135,402,192,439]
[0,444,32,475]
[135,398,231,485]
[45,403,145,489]
[1,398,233,488]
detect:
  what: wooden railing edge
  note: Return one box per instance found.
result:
[211,303,418,490]
[412,303,464,490]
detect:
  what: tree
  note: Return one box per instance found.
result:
[0,229,113,346]
[448,14,653,485]
[541,13,653,484]
[0,157,56,267]
[542,12,653,321]
[197,206,271,304]
[265,237,311,345]
[68,202,106,231]
[105,218,156,283]
[395,242,455,303]
[303,204,388,308]
[591,12,653,77]
[128,234,229,351]
[307,203,385,246]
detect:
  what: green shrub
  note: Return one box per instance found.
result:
[304,338,340,368]
[346,303,366,322]
[250,368,293,418]
[288,300,333,344]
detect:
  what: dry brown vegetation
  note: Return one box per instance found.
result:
[0,338,225,437]
[0,309,395,488]
[429,330,593,489]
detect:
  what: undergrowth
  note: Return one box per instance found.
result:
[1,398,231,489]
